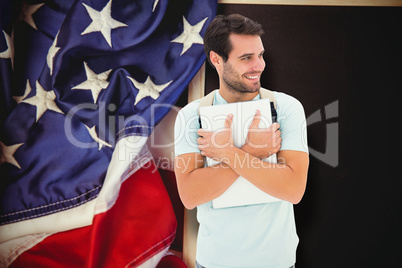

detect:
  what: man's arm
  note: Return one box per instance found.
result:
[223,148,308,204]
[174,109,283,209]
[198,114,309,204]
[174,153,238,210]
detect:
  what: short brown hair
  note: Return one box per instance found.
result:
[203,14,264,67]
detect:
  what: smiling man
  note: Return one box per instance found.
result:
[174,14,309,268]
[221,34,264,95]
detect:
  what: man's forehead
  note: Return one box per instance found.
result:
[229,34,264,55]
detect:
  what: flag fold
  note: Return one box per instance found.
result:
[0,0,217,266]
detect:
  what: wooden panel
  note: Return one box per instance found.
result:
[182,209,198,268]
[182,64,205,268]
[188,63,206,102]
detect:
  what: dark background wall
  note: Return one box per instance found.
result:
[204,4,402,268]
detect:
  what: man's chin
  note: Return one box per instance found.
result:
[249,83,261,93]
[225,80,261,94]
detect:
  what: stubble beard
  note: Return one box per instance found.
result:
[222,63,261,95]
[223,76,260,95]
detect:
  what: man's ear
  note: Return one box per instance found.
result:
[209,51,221,69]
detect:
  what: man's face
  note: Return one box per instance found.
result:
[221,34,265,94]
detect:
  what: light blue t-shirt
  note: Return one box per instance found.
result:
[174,90,308,268]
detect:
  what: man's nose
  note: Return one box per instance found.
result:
[253,57,265,71]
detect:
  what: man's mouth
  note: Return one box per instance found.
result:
[244,74,259,80]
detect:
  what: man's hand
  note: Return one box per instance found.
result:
[197,114,234,163]
[242,109,282,159]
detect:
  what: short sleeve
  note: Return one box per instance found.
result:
[174,100,202,156]
[275,92,309,153]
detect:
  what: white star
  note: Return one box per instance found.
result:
[22,81,64,122]
[84,124,112,150]
[13,79,32,104]
[47,31,61,75]
[171,16,208,55]
[127,76,172,106]
[20,2,44,30]
[0,141,23,169]
[0,30,14,69]
[81,0,128,47]
[72,62,112,103]
[153,0,159,12]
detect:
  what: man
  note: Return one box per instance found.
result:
[174,14,309,268]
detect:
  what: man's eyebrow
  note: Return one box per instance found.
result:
[238,53,254,59]
[238,50,265,59]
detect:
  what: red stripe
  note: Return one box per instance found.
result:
[156,255,187,268]
[11,160,177,268]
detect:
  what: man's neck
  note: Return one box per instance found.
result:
[218,87,260,103]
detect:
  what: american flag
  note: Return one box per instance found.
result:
[0,0,216,266]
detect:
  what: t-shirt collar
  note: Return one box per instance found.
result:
[213,89,261,105]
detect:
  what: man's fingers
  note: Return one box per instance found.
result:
[197,128,205,136]
[249,109,261,128]
[225,113,233,129]
[197,128,212,137]
[197,136,205,145]
[269,122,280,132]
[272,136,282,148]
